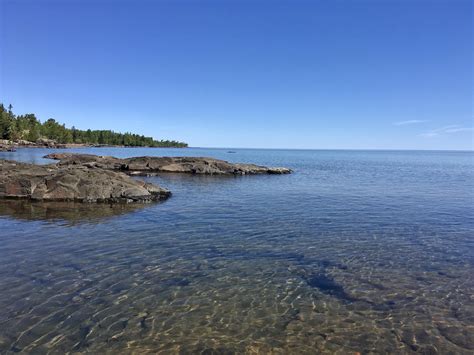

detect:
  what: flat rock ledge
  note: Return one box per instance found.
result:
[0,160,170,203]
[44,153,293,175]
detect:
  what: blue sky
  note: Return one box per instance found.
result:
[1,0,472,149]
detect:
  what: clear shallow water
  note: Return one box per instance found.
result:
[0,148,473,354]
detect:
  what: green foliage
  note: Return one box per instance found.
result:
[0,104,188,147]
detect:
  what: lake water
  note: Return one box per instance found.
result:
[0,148,473,354]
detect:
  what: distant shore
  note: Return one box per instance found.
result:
[0,139,187,151]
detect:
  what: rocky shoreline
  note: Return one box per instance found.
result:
[44,153,293,175]
[0,160,171,203]
[0,139,182,151]
[0,154,291,203]
[0,139,90,150]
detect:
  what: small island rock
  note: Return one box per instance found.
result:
[44,153,293,175]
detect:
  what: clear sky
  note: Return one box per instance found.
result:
[1,0,472,150]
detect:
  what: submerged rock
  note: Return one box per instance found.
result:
[0,160,170,203]
[44,153,293,175]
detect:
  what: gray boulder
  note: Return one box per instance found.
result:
[0,160,170,203]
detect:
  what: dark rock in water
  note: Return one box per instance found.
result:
[163,277,190,287]
[44,153,292,175]
[305,274,354,302]
[0,159,170,203]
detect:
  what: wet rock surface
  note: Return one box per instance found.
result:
[0,159,170,203]
[44,153,293,175]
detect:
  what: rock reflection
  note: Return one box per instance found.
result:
[0,199,150,225]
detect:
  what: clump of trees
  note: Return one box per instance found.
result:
[0,104,187,147]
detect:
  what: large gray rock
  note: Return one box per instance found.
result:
[0,160,170,203]
[44,153,293,175]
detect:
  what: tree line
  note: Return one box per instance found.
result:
[0,104,188,147]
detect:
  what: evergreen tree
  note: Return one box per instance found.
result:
[0,103,188,147]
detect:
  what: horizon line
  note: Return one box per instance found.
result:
[105,146,474,152]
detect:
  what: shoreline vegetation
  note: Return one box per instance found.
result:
[0,104,188,149]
